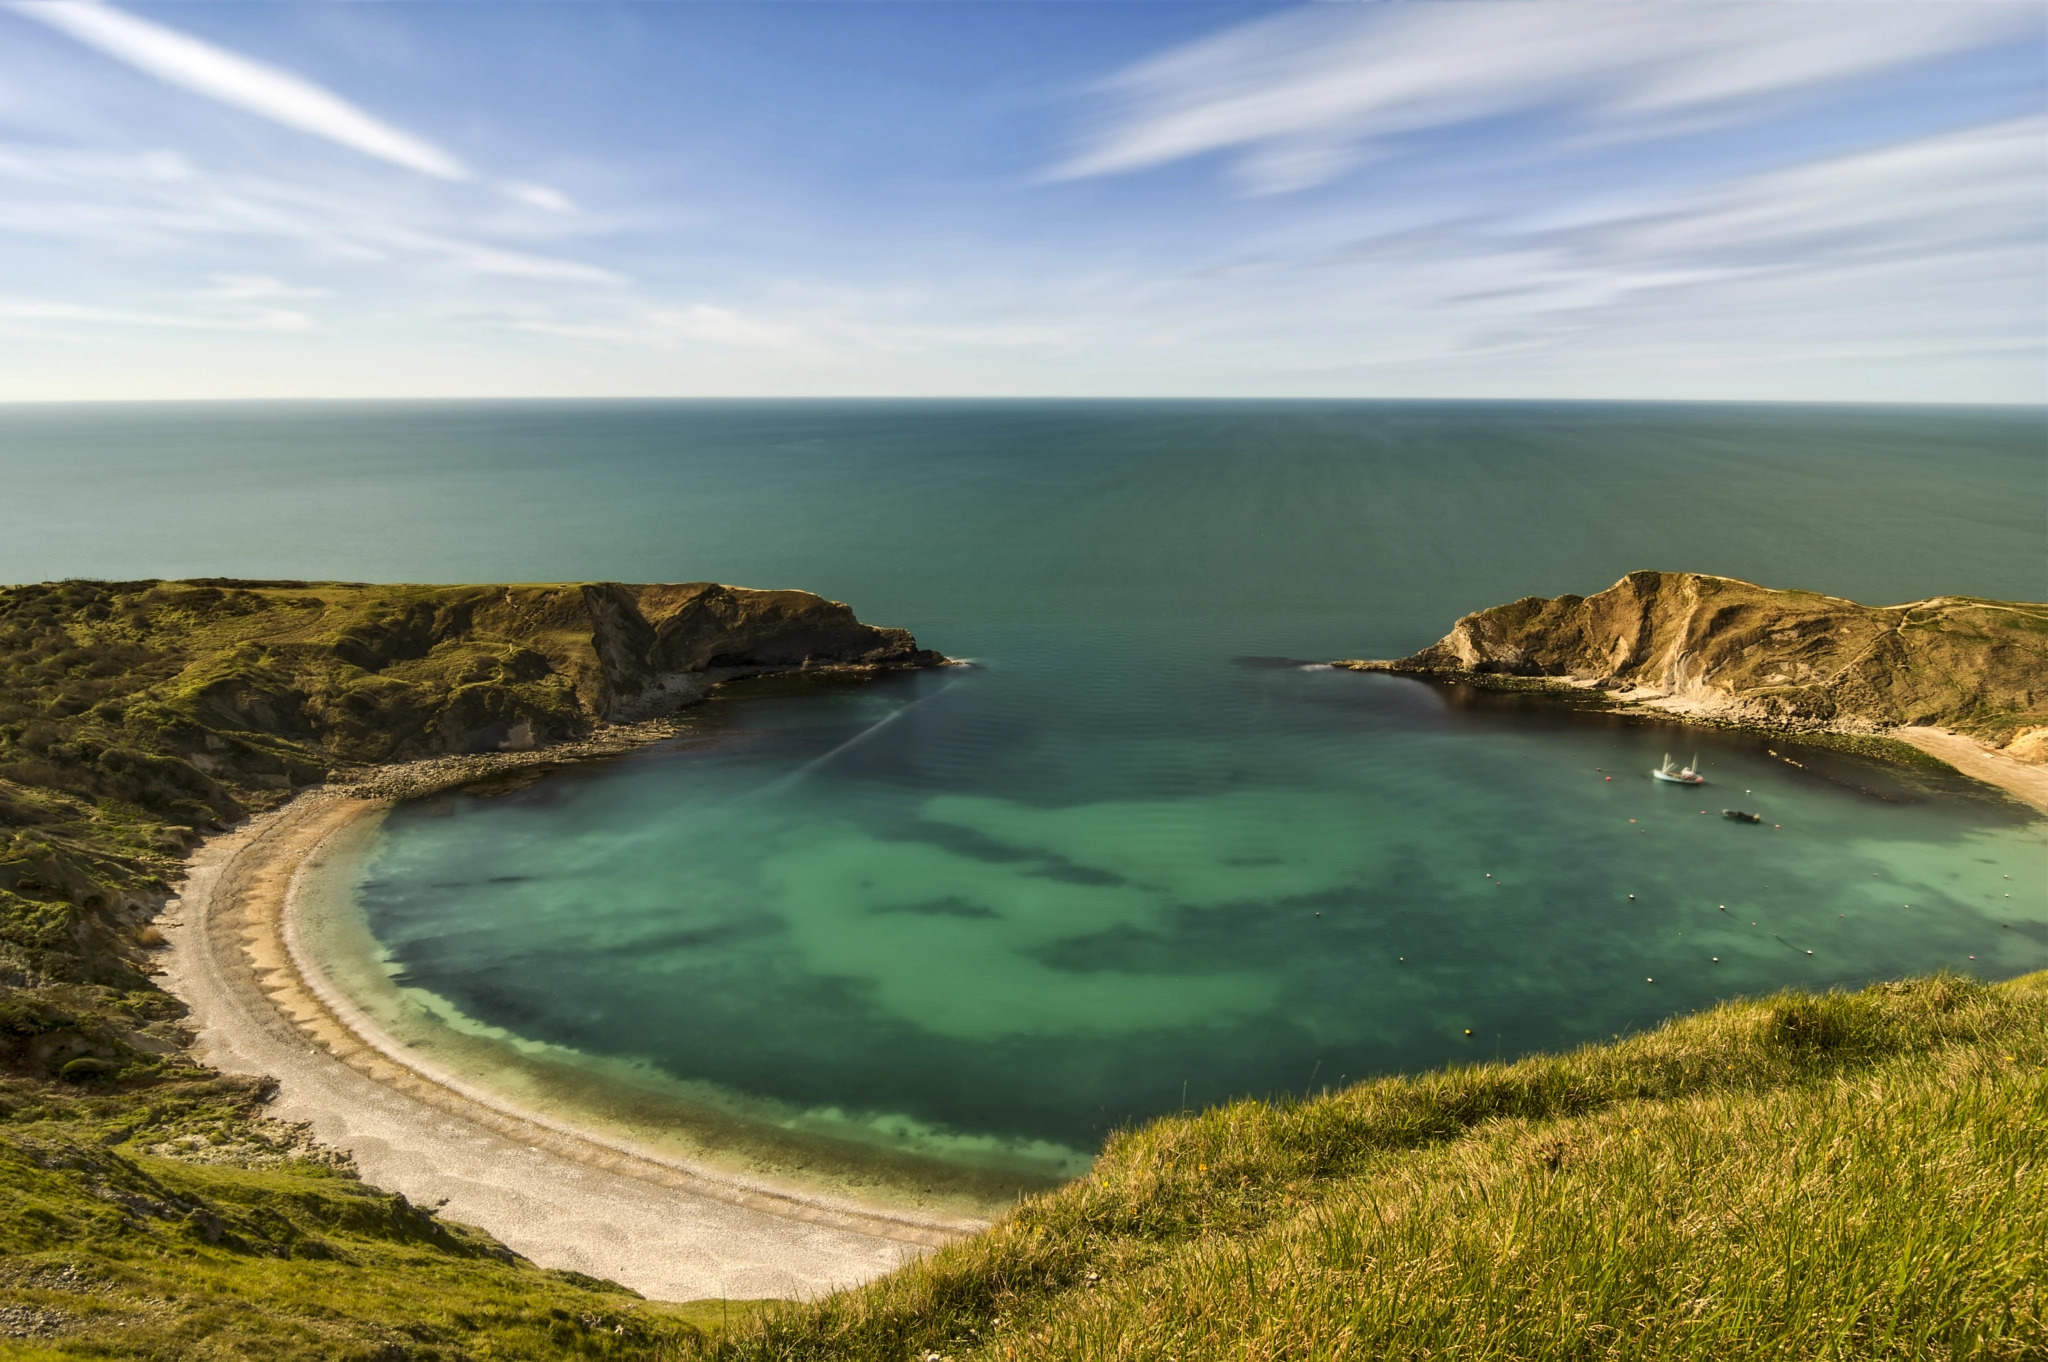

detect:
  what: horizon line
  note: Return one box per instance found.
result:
[0,394,2040,411]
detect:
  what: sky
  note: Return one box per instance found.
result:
[0,0,2041,403]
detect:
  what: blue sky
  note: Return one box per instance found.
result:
[1,1,2041,401]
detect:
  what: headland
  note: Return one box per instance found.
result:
[1338,570,2048,813]
[0,578,961,1310]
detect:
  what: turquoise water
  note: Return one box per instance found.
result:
[5,401,2043,1192]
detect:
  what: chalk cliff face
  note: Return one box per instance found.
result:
[1352,571,2047,756]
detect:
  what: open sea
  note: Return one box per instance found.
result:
[5,400,2043,1207]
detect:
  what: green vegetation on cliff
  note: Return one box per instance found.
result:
[691,973,2045,1361]
[0,578,2038,1358]
[1,575,938,1026]
[0,578,936,1358]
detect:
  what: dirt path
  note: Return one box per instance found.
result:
[159,794,981,1303]
[1892,727,2048,816]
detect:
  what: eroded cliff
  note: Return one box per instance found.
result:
[1343,570,2048,759]
[2,578,942,829]
[0,578,942,1000]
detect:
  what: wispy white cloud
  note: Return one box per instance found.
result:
[10,2,586,219]
[1059,3,2042,194]
[501,180,576,214]
[202,273,328,301]
[0,1,604,315]
[1143,115,2046,396]
[0,294,314,331]
[377,227,625,284]
[13,0,471,180]
[0,140,623,286]
[503,302,806,350]
[0,1,2034,401]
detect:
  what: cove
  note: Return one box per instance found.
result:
[328,660,2044,1205]
[9,400,2039,1207]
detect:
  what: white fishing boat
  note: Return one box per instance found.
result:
[1651,752,1706,785]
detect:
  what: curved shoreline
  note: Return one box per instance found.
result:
[1340,664,2048,816]
[1891,725,2048,816]
[161,790,984,1303]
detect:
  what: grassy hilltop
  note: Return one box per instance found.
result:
[0,578,2040,1359]
[4,974,2041,1360]
[1,576,936,1007]
[693,975,2044,1361]
[0,578,932,1358]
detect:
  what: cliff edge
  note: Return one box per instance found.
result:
[0,578,944,1003]
[1340,570,2048,763]
[2,577,943,828]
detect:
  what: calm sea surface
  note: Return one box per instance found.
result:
[6,401,2043,1198]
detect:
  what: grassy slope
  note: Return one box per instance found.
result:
[0,581,751,1358]
[698,974,2046,1361]
[1,1085,725,1360]
[1,578,617,993]
[3,581,2040,1357]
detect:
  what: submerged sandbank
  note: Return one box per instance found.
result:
[161,792,981,1302]
[290,795,1084,1212]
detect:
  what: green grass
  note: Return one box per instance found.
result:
[1,973,2037,1360]
[0,577,621,1261]
[2,580,2039,1357]
[0,580,787,1358]
[0,1062,760,1359]
[687,973,2046,1360]
[0,578,616,1012]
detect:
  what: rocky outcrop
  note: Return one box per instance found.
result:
[572,582,942,722]
[303,580,945,753]
[1341,571,2048,758]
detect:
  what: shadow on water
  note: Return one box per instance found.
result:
[1378,672,2031,813]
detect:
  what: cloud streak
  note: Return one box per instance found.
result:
[0,1,2035,401]
[13,0,468,179]
[0,294,314,331]
[1141,113,2045,398]
[1059,3,2043,193]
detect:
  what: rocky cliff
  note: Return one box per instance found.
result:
[0,578,943,834]
[1342,571,2048,760]
[573,581,941,722]
[0,577,944,1006]
[0,571,947,1142]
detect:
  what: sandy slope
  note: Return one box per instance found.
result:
[159,795,979,1303]
[1892,727,2048,816]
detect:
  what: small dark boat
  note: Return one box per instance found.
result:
[1722,809,1762,824]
